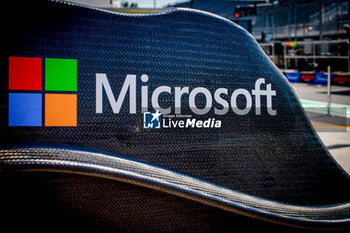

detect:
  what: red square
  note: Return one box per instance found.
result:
[9,56,42,90]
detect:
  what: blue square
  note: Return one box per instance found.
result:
[143,111,161,129]
[9,93,42,126]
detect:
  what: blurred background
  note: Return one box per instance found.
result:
[65,0,350,75]
[64,0,350,172]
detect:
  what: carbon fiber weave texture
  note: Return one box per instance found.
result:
[1,172,338,232]
[1,0,350,208]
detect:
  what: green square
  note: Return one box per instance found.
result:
[45,58,77,91]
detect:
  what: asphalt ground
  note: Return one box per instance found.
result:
[290,82,350,174]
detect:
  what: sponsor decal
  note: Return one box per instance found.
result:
[8,56,77,127]
[8,56,277,129]
[96,74,277,129]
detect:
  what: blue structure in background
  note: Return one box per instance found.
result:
[314,72,333,85]
[284,72,300,82]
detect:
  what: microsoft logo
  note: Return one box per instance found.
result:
[8,56,77,127]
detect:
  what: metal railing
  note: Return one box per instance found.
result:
[253,21,350,41]
[280,40,350,72]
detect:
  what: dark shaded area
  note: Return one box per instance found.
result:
[327,144,350,150]
[1,0,350,220]
[318,90,350,96]
[2,172,345,233]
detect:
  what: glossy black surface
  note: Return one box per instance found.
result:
[1,0,350,208]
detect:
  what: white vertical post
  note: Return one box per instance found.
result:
[283,43,287,70]
[327,66,331,116]
[347,40,350,72]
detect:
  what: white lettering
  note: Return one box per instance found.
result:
[186,118,196,127]
[175,87,189,114]
[189,87,212,115]
[252,78,277,116]
[96,74,277,116]
[96,73,136,114]
[214,88,229,115]
[141,74,149,113]
[152,86,171,115]
[231,89,252,115]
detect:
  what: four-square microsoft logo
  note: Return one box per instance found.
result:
[8,56,77,127]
